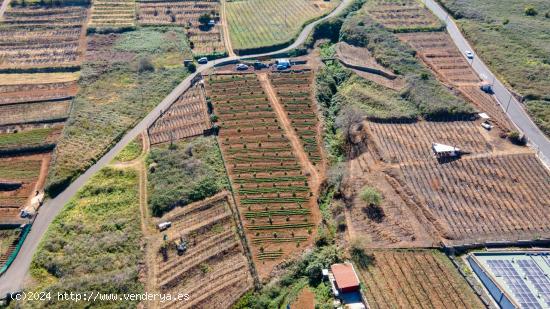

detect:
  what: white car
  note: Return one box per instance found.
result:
[197,57,208,64]
[465,50,474,59]
[481,121,493,130]
[236,63,248,70]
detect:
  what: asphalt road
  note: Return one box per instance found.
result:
[0,0,353,297]
[0,0,11,19]
[422,0,550,165]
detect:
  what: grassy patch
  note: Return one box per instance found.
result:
[527,100,550,137]
[340,9,474,118]
[114,137,142,162]
[146,136,229,217]
[27,167,142,307]
[0,128,55,149]
[227,0,339,52]
[46,27,192,196]
[0,159,42,180]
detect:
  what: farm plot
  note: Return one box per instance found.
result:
[0,154,48,223]
[458,85,513,133]
[365,120,490,164]
[153,191,254,309]
[269,70,323,165]
[0,5,88,71]
[0,228,21,267]
[395,153,550,244]
[396,32,513,133]
[137,0,225,56]
[89,0,136,30]
[148,83,211,145]
[0,127,61,151]
[358,249,483,309]
[365,0,442,32]
[226,0,339,53]
[206,73,317,279]
[0,74,78,105]
[0,100,71,126]
[397,32,479,85]
[334,42,404,90]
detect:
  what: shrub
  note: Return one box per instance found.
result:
[525,5,538,16]
[138,57,154,73]
[507,130,527,145]
[359,186,382,206]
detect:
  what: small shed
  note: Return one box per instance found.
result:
[330,263,360,293]
[432,143,461,158]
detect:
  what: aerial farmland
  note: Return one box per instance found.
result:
[1,0,550,308]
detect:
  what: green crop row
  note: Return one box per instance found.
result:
[234,175,306,183]
[227,147,291,154]
[239,186,309,195]
[244,208,310,218]
[233,165,301,174]
[251,236,308,244]
[241,197,309,204]
[248,223,314,230]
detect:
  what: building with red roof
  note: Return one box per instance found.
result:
[330,263,360,293]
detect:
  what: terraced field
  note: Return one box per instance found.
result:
[359,250,484,308]
[397,32,513,133]
[226,0,339,53]
[0,100,71,127]
[366,120,490,164]
[206,73,318,278]
[269,70,323,166]
[365,0,442,32]
[89,0,136,30]
[0,5,88,71]
[395,153,550,244]
[148,83,211,145]
[153,192,254,309]
[137,0,225,56]
[0,154,48,223]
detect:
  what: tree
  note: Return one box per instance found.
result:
[198,13,211,26]
[138,57,154,73]
[525,5,538,16]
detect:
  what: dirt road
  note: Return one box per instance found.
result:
[220,0,235,57]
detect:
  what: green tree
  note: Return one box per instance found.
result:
[525,5,538,16]
[198,13,211,26]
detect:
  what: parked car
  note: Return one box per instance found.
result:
[276,64,288,70]
[465,50,474,59]
[197,57,208,64]
[481,121,493,130]
[157,221,172,231]
[236,63,249,70]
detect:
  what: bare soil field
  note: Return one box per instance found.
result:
[0,81,78,105]
[366,0,442,32]
[344,116,550,247]
[334,42,404,90]
[0,5,88,71]
[137,0,225,56]
[366,119,490,164]
[397,31,513,134]
[397,32,478,85]
[148,83,211,145]
[206,73,319,279]
[152,191,254,309]
[0,153,49,223]
[393,153,550,245]
[358,249,484,308]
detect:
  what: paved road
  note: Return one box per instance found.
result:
[0,0,353,297]
[422,0,550,165]
[0,0,11,19]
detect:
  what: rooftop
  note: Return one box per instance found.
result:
[331,263,360,291]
